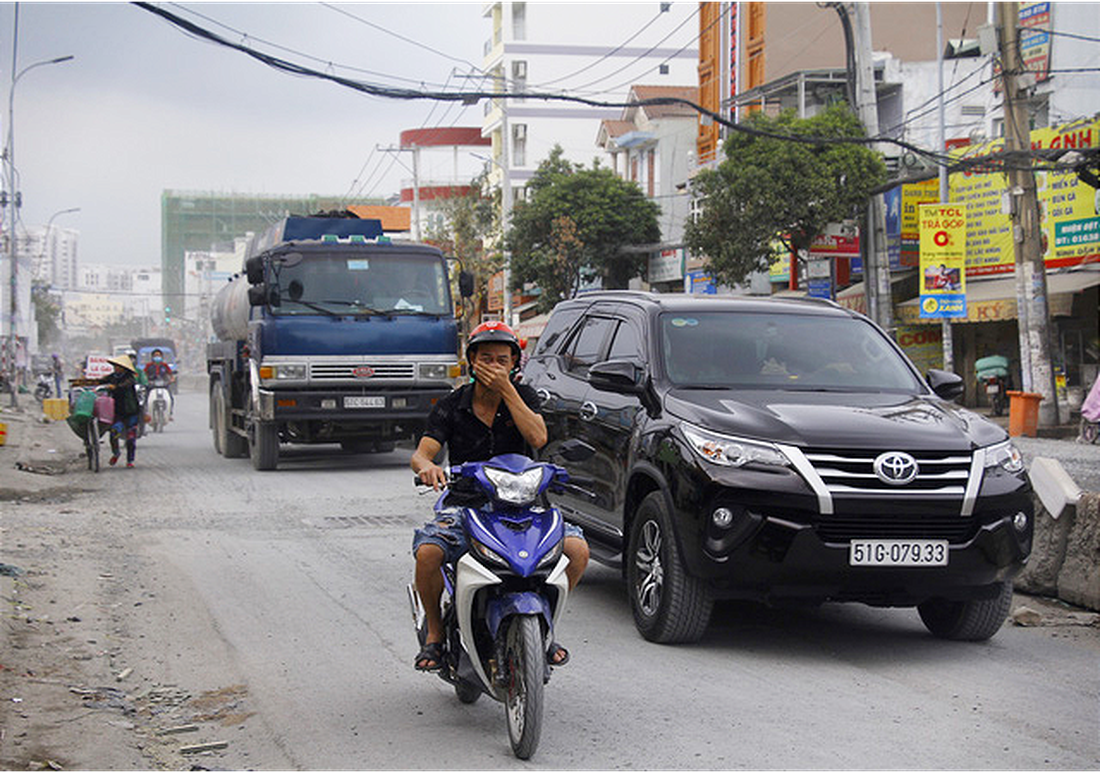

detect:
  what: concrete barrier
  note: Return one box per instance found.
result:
[1015,486,1100,612]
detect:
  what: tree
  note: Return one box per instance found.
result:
[684,105,887,287]
[508,146,660,312]
[31,282,62,348]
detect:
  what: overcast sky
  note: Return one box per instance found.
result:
[3,1,612,268]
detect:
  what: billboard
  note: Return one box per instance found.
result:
[919,203,968,319]
[950,115,1100,275]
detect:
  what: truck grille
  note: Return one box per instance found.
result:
[310,363,416,380]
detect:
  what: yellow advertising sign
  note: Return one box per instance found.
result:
[919,203,967,318]
[949,115,1100,275]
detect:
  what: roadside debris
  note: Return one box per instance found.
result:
[179,741,229,755]
[0,562,25,576]
[1011,606,1043,626]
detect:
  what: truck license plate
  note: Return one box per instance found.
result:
[849,539,948,567]
[345,396,385,409]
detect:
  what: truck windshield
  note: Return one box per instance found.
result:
[660,311,924,393]
[270,251,450,316]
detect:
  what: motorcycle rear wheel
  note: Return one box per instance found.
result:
[503,614,544,760]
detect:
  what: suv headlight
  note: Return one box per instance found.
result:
[681,424,790,468]
[984,440,1024,473]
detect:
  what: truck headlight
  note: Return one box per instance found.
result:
[276,364,307,380]
[984,440,1024,473]
[419,363,457,380]
[681,424,790,468]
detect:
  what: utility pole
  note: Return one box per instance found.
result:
[851,2,892,334]
[935,2,954,371]
[997,0,1059,426]
[499,100,513,326]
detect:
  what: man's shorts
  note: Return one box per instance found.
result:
[412,508,584,567]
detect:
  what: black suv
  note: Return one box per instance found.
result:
[524,291,1032,643]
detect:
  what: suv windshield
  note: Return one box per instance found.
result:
[660,311,924,392]
[269,251,449,316]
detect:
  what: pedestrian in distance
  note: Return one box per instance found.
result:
[50,354,63,398]
[99,355,142,468]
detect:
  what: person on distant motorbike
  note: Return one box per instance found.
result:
[410,321,589,672]
[142,348,175,421]
[98,355,142,468]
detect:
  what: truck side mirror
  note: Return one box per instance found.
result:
[459,270,474,299]
[245,256,264,285]
[248,284,279,307]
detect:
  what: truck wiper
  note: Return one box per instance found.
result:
[311,299,391,316]
[284,298,341,317]
[384,308,441,317]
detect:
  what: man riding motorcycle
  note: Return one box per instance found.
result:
[410,321,590,672]
[142,348,175,421]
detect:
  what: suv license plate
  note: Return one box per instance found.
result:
[345,396,385,409]
[849,539,948,567]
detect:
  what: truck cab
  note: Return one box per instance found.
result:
[206,216,469,470]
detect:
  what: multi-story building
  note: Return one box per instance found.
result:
[597,84,699,290]
[28,225,80,290]
[184,237,247,333]
[161,191,383,311]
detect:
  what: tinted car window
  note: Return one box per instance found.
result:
[607,318,644,362]
[660,311,922,392]
[534,305,584,356]
[563,316,616,376]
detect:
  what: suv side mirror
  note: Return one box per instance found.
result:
[927,368,964,401]
[589,359,644,394]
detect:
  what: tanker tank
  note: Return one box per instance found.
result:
[210,275,252,342]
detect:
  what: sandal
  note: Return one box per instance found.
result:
[546,641,570,667]
[415,641,444,672]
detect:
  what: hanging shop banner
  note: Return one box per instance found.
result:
[949,115,1100,275]
[649,248,684,284]
[919,203,968,318]
[901,179,940,266]
[769,239,793,283]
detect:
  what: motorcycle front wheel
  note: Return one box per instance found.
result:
[503,614,544,760]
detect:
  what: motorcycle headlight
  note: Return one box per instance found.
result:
[484,466,546,505]
[681,424,790,468]
[470,537,509,568]
[984,440,1024,473]
[536,538,564,569]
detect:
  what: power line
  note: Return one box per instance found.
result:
[133,2,1083,175]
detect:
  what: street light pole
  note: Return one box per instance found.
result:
[4,46,75,405]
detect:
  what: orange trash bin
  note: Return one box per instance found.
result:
[1007,391,1043,437]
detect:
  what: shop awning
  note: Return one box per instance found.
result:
[896,269,1100,324]
[514,312,550,341]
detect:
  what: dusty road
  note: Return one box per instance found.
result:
[2,390,1099,769]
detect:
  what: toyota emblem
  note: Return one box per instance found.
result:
[873,452,919,485]
[352,366,375,378]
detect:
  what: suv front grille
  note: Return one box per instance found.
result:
[814,512,978,543]
[804,449,972,498]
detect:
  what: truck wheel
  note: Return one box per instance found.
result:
[626,491,713,643]
[917,580,1013,641]
[249,418,279,471]
[214,386,247,458]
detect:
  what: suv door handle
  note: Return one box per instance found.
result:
[536,388,551,404]
[579,401,598,421]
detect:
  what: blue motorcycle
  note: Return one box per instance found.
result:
[408,446,592,759]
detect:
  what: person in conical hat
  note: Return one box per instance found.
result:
[98,355,142,467]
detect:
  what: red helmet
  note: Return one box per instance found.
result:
[467,321,522,364]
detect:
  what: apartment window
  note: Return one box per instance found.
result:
[512,60,527,101]
[513,123,527,167]
[513,2,526,40]
[647,149,656,197]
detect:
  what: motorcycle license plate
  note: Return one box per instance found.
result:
[345,396,385,409]
[849,539,948,566]
[986,384,1000,394]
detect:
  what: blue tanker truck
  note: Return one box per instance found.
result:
[206,215,471,470]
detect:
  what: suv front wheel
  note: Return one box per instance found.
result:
[916,580,1013,641]
[627,492,714,643]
